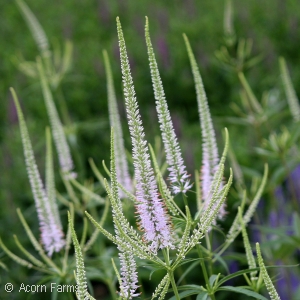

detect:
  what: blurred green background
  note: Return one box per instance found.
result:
[1,0,300,299]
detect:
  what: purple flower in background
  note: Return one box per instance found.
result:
[251,166,300,299]
[275,260,300,300]
[289,164,300,201]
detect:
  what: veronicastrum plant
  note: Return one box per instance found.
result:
[3,1,285,299]
[69,17,280,300]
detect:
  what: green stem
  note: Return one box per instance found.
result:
[107,280,118,300]
[169,270,180,300]
[182,193,188,209]
[55,86,72,127]
[163,249,180,300]
[213,242,228,263]
[205,233,213,276]
[197,245,209,284]
[197,245,216,300]
[176,266,193,300]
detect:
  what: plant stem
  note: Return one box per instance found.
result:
[213,239,231,263]
[205,233,213,276]
[197,245,216,300]
[197,245,209,284]
[162,249,180,300]
[169,270,181,300]
[107,280,118,300]
[182,193,188,208]
[55,86,72,127]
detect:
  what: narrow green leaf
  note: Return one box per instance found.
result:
[70,178,105,204]
[13,235,46,268]
[217,286,268,299]
[0,237,33,269]
[169,290,202,300]
[216,267,261,288]
[196,291,209,300]
[238,72,262,114]
[84,198,110,252]
[16,208,60,272]
[88,158,106,188]
[209,274,219,287]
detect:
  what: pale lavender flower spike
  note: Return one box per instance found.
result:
[103,50,132,198]
[117,17,174,252]
[118,250,140,298]
[145,17,192,195]
[183,35,226,219]
[37,59,76,180]
[11,88,65,256]
[109,129,139,298]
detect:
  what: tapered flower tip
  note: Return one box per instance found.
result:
[41,224,65,256]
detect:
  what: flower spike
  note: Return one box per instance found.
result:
[68,212,95,300]
[184,34,225,219]
[109,128,139,298]
[11,88,65,256]
[103,49,132,198]
[256,243,281,300]
[279,57,300,122]
[37,58,76,179]
[145,17,192,195]
[117,17,174,252]
[16,0,49,54]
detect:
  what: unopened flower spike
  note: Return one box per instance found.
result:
[103,49,132,198]
[256,243,281,300]
[117,17,174,252]
[68,212,95,300]
[238,207,257,281]
[279,57,300,122]
[225,164,268,248]
[37,58,76,179]
[16,0,49,54]
[11,88,65,256]
[145,17,192,195]
[183,34,226,219]
[109,128,139,298]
